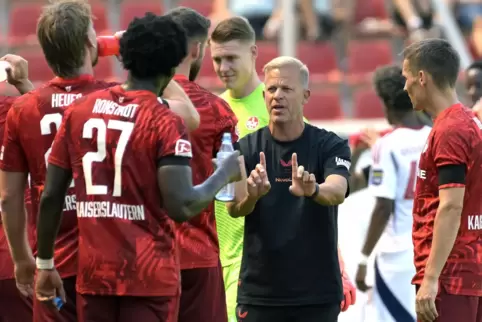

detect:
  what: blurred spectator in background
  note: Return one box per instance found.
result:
[392,0,441,42]
[209,0,338,41]
[465,60,482,118]
[450,0,482,32]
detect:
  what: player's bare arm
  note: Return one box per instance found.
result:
[425,186,465,280]
[163,79,200,131]
[1,54,34,94]
[36,164,73,260]
[314,174,348,205]
[157,150,241,222]
[227,152,271,218]
[0,171,32,263]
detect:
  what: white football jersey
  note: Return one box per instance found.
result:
[368,126,432,253]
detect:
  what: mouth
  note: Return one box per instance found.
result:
[271,104,285,111]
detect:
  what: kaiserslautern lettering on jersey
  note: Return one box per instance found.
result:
[369,126,431,253]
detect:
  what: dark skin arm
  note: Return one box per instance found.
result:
[157,154,240,223]
[36,165,72,259]
[0,171,31,262]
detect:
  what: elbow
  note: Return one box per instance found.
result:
[331,193,345,205]
[226,202,241,218]
[438,202,464,216]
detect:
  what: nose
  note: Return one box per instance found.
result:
[403,80,408,92]
[273,88,283,100]
[219,60,230,73]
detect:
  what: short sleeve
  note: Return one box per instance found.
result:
[157,114,192,164]
[48,110,71,170]
[368,139,397,200]
[213,99,239,153]
[0,104,28,172]
[322,136,351,180]
[432,126,470,168]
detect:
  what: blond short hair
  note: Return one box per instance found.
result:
[263,56,309,89]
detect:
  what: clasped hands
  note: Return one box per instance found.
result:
[247,152,317,200]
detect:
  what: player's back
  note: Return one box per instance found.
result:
[54,85,187,296]
[1,75,114,278]
[371,126,431,253]
[173,75,237,269]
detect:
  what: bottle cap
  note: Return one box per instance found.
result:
[53,297,64,310]
[222,132,232,140]
[0,61,11,82]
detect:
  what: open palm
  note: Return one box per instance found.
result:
[289,153,317,197]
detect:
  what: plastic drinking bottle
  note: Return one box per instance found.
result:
[215,133,235,202]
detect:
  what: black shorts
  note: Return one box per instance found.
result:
[236,303,340,322]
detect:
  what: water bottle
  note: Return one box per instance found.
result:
[215,133,235,202]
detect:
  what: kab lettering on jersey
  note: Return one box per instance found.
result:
[92,99,138,118]
[335,157,351,170]
[77,201,145,221]
[51,93,82,108]
[175,139,193,158]
[468,214,482,230]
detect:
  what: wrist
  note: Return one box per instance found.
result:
[14,79,34,94]
[358,253,369,266]
[307,184,319,198]
[36,257,54,270]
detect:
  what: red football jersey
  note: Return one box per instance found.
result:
[48,85,191,296]
[412,103,482,296]
[0,75,115,278]
[174,75,238,269]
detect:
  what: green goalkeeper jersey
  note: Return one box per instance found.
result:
[215,83,269,266]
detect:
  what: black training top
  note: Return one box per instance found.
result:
[236,123,351,306]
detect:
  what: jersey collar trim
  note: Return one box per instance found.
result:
[49,74,95,85]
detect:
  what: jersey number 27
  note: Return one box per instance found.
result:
[82,118,134,197]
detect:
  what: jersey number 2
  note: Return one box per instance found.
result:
[40,113,74,188]
[82,118,133,197]
[404,160,417,199]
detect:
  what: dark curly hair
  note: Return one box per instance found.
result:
[120,13,188,79]
[372,65,412,112]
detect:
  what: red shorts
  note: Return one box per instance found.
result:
[0,278,32,322]
[178,261,227,322]
[417,285,482,322]
[77,293,179,322]
[34,276,77,322]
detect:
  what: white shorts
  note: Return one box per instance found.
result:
[372,249,417,322]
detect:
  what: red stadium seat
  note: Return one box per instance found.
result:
[94,58,114,80]
[304,89,343,120]
[354,0,388,23]
[92,3,109,34]
[120,2,163,30]
[297,42,338,74]
[353,88,385,119]
[255,42,279,74]
[9,3,43,45]
[347,40,392,82]
[15,49,54,82]
[178,1,212,16]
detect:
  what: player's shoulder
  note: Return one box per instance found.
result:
[308,124,348,151]
[90,79,119,90]
[9,90,38,113]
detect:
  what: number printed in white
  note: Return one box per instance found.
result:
[82,118,134,196]
[40,113,74,187]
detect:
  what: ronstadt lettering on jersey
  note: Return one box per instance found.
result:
[92,99,138,118]
[335,157,351,170]
[468,214,482,230]
[51,93,83,108]
[77,201,145,221]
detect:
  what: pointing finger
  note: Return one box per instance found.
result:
[291,153,298,174]
[259,152,266,169]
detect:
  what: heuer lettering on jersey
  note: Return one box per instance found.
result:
[51,93,83,108]
[92,99,138,118]
[76,201,145,221]
[417,168,426,179]
[468,214,482,230]
[335,157,351,170]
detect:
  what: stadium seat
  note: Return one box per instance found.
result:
[9,3,43,45]
[347,39,392,82]
[304,89,343,120]
[15,49,54,82]
[255,42,279,74]
[353,88,385,118]
[297,42,337,75]
[178,1,212,16]
[94,58,114,80]
[120,2,163,30]
[92,3,109,34]
[354,0,388,23]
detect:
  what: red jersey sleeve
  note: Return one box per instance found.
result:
[213,98,238,152]
[0,102,28,172]
[48,109,71,169]
[157,113,192,162]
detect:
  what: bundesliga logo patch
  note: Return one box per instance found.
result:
[371,169,383,185]
[175,139,192,158]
